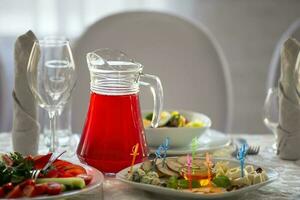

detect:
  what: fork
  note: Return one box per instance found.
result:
[247,145,260,155]
[231,138,260,157]
[31,150,66,180]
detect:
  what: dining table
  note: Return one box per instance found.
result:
[0,132,299,200]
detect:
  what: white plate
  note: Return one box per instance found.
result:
[149,129,231,155]
[116,158,279,199]
[3,163,104,200]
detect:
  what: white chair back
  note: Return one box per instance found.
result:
[0,37,14,132]
[0,58,3,131]
[72,11,233,133]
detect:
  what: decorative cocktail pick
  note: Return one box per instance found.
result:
[162,137,170,167]
[187,154,192,190]
[205,152,213,186]
[191,137,198,161]
[154,143,164,169]
[236,144,248,177]
[129,143,139,174]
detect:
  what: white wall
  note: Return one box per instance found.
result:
[0,0,299,133]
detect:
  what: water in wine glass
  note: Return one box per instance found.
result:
[44,60,71,101]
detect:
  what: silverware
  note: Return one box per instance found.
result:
[247,145,260,155]
[231,138,260,157]
[31,150,66,180]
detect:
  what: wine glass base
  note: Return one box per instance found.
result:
[39,133,79,156]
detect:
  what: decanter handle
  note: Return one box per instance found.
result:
[139,73,163,128]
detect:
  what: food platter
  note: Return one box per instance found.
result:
[116,158,278,199]
[31,163,104,200]
[0,152,104,200]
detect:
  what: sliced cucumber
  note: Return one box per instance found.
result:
[37,177,86,190]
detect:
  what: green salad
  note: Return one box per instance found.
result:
[143,111,205,128]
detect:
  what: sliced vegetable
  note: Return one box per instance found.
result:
[77,174,93,185]
[33,153,53,169]
[3,182,14,192]
[19,179,35,189]
[22,185,36,197]
[37,177,86,189]
[63,166,87,176]
[45,169,59,178]
[6,185,22,198]
[52,160,87,176]
[46,182,63,195]
[35,184,48,196]
[0,187,4,198]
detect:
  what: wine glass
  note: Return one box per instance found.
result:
[263,87,279,151]
[27,37,76,152]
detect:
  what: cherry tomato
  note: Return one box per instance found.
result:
[0,187,4,198]
[22,183,47,197]
[35,184,47,196]
[22,185,36,197]
[19,179,35,189]
[77,174,93,185]
[6,185,22,198]
[46,182,63,195]
[3,182,14,192]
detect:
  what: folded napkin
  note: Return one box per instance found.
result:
[277,38,300,160]
[12,30,39,156]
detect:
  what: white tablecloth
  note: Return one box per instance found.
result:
[1,133,300,200]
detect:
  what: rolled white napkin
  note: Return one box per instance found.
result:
[277,38,300,160]
[12,30,39,156]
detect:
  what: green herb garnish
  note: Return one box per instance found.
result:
[212,175,231,188]
[0,152,34,186]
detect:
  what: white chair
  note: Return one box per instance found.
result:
[0,58,3,131]
[0,36,14,132]
[72,11,233,133]
[267,18,300,89]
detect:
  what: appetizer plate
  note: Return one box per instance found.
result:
[116,158,279,199]
[149,129,231,155]
[3,163,104,200]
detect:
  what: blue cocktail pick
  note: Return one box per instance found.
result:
[162,137,170,166]
[236,143,248,177]
[155,137,170,167]
[155,145,163,159]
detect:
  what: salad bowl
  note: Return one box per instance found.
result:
[143,110,212,148]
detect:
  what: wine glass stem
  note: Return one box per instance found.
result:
[49,111,57,152]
